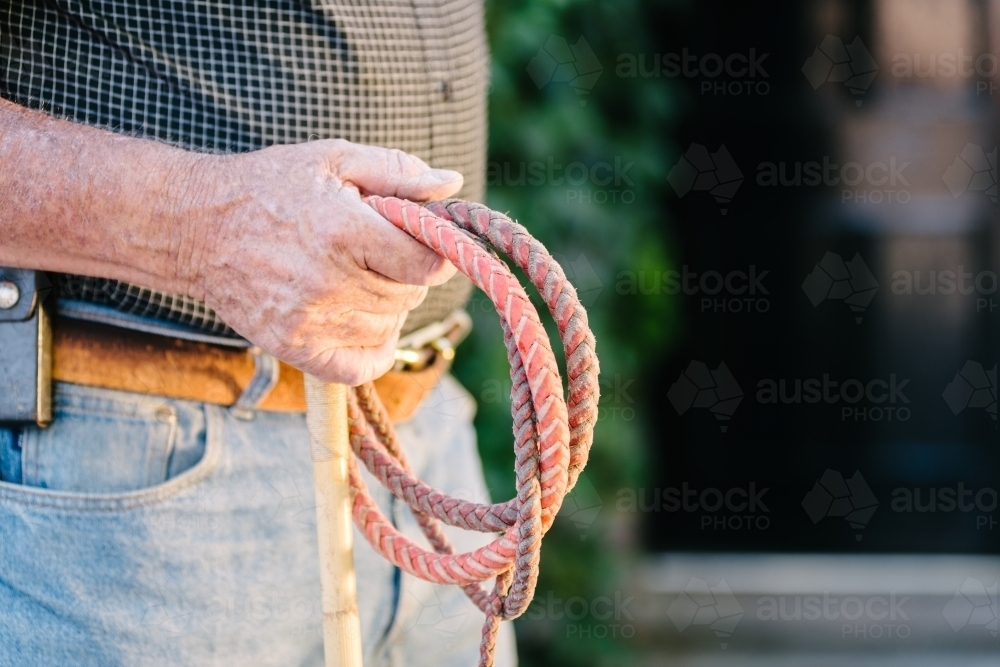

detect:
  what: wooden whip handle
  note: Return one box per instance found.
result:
[304,377,364,667]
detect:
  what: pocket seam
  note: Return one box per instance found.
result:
[20,408,180,491]
[0,404,223,513]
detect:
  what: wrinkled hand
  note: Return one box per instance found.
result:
[184,139,461,385]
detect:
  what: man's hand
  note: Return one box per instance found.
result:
[0,100,461,386]
[184,140,462,386]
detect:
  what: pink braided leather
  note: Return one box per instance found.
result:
[352,196,600,667]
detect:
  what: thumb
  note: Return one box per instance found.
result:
[336,142,464,201]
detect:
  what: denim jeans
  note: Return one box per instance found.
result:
[0,376,515,667]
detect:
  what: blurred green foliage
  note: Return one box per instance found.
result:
[451,1,683,664]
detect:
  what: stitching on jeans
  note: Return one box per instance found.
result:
[0,403,226,512]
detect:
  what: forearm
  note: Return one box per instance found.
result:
[0,98,205,295]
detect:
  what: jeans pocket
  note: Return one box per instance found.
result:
[13,383,207,494]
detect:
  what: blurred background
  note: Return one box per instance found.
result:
[453,0,999,665]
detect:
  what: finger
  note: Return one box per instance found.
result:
[336,143,464,201]
[326,310,406,349]
[306,327,401,386]
[342,195,458,286]
[345,280,428,315]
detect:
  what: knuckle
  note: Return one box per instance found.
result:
[347,367,369,387]
[324,137,351,154]
[417,254,453,287]
[401,285,428,310]
[366,316,398,346]
[324,351,366,387]
[321,138,353,174]
[386,148,409,177]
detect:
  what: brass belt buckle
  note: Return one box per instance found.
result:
[392,310,472,372]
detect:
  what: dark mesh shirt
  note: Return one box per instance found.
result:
[0,0,487,338]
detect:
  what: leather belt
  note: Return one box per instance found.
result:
[51,314,471,423]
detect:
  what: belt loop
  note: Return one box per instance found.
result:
[230,347,280,420]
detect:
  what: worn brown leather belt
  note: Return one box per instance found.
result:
[51,314,470,423]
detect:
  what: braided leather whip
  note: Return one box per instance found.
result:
[344,196,599,666]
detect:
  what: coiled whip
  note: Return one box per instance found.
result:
[305,197,600,667]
